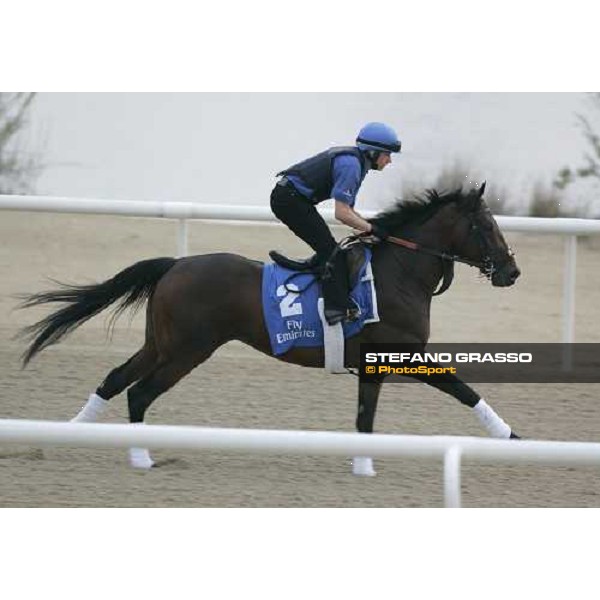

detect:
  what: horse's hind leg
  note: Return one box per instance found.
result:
[352,380,382,477]
[126,346,218,469]
[71,345,157,423]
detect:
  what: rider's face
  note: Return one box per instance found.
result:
[375,152,392,170]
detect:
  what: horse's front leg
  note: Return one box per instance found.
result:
[410,364,520,439]
[352,379,383,477]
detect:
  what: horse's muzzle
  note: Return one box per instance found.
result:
[492,261,521,287]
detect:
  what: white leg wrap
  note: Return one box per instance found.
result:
[129,447,155,469]
[352,456,377,477]
[318,298,348,374]
[71,392,108,423]
[473,399,511,438]
[129,424,155,469]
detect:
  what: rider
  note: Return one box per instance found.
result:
[270,122,401,325]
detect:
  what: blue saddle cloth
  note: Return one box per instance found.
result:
[261,249,379,356]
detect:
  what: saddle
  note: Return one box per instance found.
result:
[268,243,369,291]
[265,243,378,374]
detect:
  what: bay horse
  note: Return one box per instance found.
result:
[18,183,521,474]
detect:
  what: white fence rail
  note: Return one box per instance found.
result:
[2,419,600,507]
[2,193,600,345]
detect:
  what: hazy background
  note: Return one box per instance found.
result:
[26,92,597,213]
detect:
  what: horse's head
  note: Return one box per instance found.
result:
[448,182,520,287]
[371,183,520,288]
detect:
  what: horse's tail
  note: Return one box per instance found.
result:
[17,257,177,366]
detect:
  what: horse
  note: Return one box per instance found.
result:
[18,182,521,474]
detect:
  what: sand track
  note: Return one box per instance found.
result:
[1,212,599,507]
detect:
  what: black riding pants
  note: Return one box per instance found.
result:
[270,183,350,312]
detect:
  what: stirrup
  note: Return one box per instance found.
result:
[347,306,361,322]
[324,309,347,326]
[324,306,360,326]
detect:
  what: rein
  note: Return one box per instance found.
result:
[383,235,456,296]
[386,234,486,270]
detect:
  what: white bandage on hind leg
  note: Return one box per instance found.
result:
[71,392,108,423]
[129,423,155,469]
[129,447,155,469]
[473,399,511,438]
[352,456,377,477]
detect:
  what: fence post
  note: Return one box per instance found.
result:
[444,446,462,508]
[177,219,189,257]
[562,235,577,370]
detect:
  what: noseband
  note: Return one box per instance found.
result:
[466,206,515,279]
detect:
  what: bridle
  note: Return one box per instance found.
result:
[462,204,515,279]
[358,201,515,295]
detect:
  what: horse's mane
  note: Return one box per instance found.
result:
[372,187,465,231]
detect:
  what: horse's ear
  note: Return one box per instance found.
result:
[478,181,486,197]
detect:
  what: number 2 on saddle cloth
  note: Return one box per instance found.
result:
[261,244,380,356]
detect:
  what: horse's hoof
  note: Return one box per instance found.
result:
[129,447,155,469]
[352,456,377,477]
[510,431,521,440]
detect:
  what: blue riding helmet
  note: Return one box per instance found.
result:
[356,122,401,153]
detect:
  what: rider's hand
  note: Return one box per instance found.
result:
[369,223,390,241]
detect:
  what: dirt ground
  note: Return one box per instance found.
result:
[1,211,600,507]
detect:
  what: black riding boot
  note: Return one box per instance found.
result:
[322,251,351,325]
